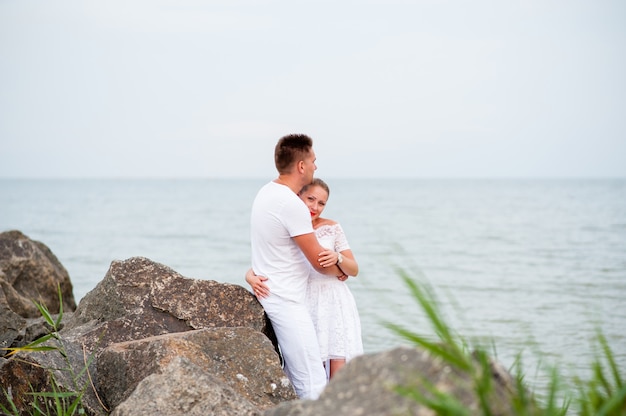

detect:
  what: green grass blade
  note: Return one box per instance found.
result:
[595,384,626,416]
[34,391,80,399]
[55,283,64,328]
[397,270,452,341]
[385,323,470,370]
[51,380,65,416]
[2,334,59,357]
[395,383,472,416]
[598,332,623,390]
[26,332,57,347]
[67,394,84,416]
[392,269,472,371]
[593,360,613,398]
[472,350,494,416]
[0,389,19,415]
[31,401,46,415]
[34,300,56,328]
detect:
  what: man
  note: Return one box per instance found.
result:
[250,134,346,400]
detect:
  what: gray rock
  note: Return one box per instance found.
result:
[98,327,295,411]
[111,356,261,416]
[0,304,26,350]
[0,230,76,350]
[264,346,518,416]
[64,256,275,352]
[0,230,76,317]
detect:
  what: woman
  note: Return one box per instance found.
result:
[246,178,363,379]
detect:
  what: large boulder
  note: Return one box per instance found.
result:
[264,346,518,416]
[63,256,276,352]
[98,327,295,411]
[110,356,261,416]
[0,230,76,351]
[0,230,76,317]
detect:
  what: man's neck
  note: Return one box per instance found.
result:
[274,175,302,194]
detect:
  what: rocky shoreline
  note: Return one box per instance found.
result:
[1,230,519,415]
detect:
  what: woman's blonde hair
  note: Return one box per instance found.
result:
[299,178,330,197]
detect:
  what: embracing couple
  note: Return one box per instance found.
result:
[245,134,362,400]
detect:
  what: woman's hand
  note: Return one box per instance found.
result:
[245,268,270,299]
[318,249,340,268]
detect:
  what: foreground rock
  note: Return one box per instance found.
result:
[265,346,518,416]
[0,230,76,350]
[111,356,262,416]
[0,256,285,415]
[100,328,293,414]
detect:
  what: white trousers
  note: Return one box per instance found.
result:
[260,295,327,400]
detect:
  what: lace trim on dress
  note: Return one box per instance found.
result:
[315,223,350,252]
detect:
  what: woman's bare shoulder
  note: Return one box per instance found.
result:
[315,218,338,227]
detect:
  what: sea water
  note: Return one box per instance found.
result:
[1,178,625,395]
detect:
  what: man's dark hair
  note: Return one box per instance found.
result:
[274,134,313,174]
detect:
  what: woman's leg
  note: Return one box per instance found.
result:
[329,358,346,379]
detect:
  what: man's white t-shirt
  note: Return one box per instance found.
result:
[251,181,314,303]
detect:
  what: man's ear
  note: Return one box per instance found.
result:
[297,160,305,173]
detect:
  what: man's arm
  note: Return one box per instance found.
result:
[293,232,344,276]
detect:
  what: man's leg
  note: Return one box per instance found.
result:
[261,296,326,399]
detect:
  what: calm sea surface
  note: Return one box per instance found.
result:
[1,178,625,394]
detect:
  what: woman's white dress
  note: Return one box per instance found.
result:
[306,223,363,363]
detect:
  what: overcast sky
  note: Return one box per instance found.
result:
[1,0,624,179]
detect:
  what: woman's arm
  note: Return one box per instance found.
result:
[245,268,270,299]
[318,249,358,277]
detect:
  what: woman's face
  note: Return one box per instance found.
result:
[300,185,328,222]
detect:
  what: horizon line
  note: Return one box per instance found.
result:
[1,175,625,181]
